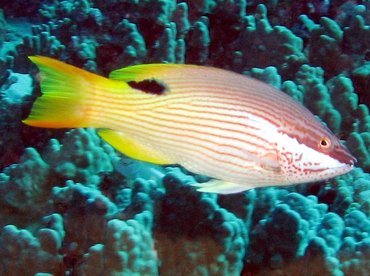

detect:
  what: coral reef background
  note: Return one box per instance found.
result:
[0,0,369,275]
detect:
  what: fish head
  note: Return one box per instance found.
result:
[276,125,356,184]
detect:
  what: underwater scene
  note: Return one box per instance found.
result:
[0,0,369,275]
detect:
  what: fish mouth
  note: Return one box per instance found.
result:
[320,160,354,180]
[322,147,356,179]
[338,162,355,173]
[330,144,357,167]
[342,151,357,167]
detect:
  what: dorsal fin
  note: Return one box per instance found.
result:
[109,63,196,82]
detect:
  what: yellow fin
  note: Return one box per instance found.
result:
[109,63,195,82]
[23,56,127,128]
[98,129,173,165]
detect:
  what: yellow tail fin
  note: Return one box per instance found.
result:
[23,56,120,128]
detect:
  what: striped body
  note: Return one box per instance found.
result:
[24,57,356,193]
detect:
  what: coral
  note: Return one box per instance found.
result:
[352,63,370,105]
[238,4,306,77]
[302,236,343,276]
[250,66,282,89]
[42,128,118,186]
[246,188,370,275]
[186,19,210,64]
[348,103,370,172]
[347,132,370,173]
[188,0,216,15]
[299,167,370,216]
[93,17,149,74]
[0,70,33,169]
[247,193,326,269]
[0,71,33,104]
[155,168,247,276]
[218,190,256,230]
[10,27,65,74]
[0,214,64,275]
[327,75,358,132]
[301,4,370,79]
[0,59,9,87]
[23,27,65,57]
[78,213,158,275]
[302,15,351,77]
[295,64,342,134]
[172,2,190,38]
[0,1,369,275]
[0,9,6,48]
[39,0,103,29]
[0,128,119,228]
[343,14,370,57]
[339,209,370,275]
[0,148,50,226]
[152,23,177,63]
[334,1,369,27]
[51,181,118,258]
[357,104,370,133]
[248,0,330,27]
[70,35,97,66]
[281,80,302,102]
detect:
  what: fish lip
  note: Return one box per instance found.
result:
[349,157,357,166]
[325,161,354,178]
[337,161,356,175]
[331,144,357,167]
[344,153,357,166]
[343,163,355,171]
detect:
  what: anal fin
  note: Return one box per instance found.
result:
[98,129,173,165]
[192,180,249,194]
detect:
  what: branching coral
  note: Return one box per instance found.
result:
[0,148,51,225]
[0,214,64,275]
[43,128,118,186]
[246,189,370,275]
[238,4,306,76]
[247,193,326,268]
[155,168,247,276]
[78,213,158,275]
[301,4,370,80]
[0,128,119,228]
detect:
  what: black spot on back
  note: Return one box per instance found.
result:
[127,79,168,95]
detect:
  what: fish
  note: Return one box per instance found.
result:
[114,158,166,184]
[23,56,356,194]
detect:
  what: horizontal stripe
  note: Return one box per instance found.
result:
[101,112,268,163]
[93,85,318,137]
[90,99,277,155]
[92,91,292,131]
[93,121,284,184]
[92,109,278,170]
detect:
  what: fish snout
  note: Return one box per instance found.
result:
[332,144,357,167]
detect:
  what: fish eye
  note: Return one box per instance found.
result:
[318,137,332,151]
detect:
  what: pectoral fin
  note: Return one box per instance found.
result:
[98,129,173,165]
[191,180,249,194]
[243,150,281,173]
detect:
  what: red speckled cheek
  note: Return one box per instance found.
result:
[273,130,352,185]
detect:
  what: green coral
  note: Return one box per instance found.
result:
[78,213,158,275]
[0,214,64,275]
[239,4,306,77]
[294,64,342,134]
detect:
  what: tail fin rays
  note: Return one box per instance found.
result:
[24,56,105,128]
